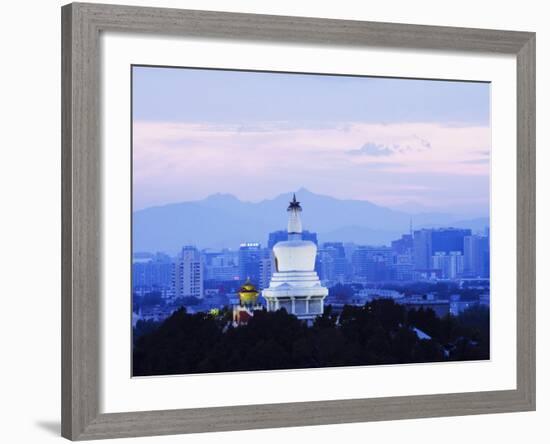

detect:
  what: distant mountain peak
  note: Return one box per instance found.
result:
[278,187,334,202]
[295,187,312,195]
[204,192,240,201]
[202,193,244,207]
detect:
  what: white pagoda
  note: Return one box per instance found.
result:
[262,194,328,320]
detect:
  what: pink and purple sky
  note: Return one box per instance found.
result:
[132,66,490,217]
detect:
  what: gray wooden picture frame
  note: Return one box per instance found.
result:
[61,2,536,440]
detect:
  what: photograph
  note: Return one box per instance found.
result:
[0,0,540,441]
[131,65,491,377]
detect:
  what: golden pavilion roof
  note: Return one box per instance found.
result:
[238,278,259,305]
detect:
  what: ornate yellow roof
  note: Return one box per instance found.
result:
[238,278,259,305]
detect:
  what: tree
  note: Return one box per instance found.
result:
[133,298,489,376]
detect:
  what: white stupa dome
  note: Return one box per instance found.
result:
[273,240,317,272]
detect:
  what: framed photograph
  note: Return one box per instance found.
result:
[61,2,535,440]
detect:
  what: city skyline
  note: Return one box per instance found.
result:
[133,224,490,283]
[133,66,491,215]
[132,223,490,333]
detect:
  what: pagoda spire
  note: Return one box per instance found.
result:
[287,193,302,211]
[287,193,303,237]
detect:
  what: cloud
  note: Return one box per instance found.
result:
[347,136,433,157]
[132,120,491,209]
[413,135,432,149]
[347,142,394,157]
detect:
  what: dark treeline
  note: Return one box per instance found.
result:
[133,292,202,313]
[133,299,489,376]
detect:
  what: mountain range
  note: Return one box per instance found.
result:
[133,188,489,254]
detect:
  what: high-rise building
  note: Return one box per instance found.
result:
[392,254,414,281]
[174,246,204,299]
[391,234,413,255]
[431,251,464,279]
[316,242,349,284]
[315,248,334,283]
[463,235,490,278]
[238,242,262,285]
[391,233,414,281]
[413,229,433,270]
[322,242,345,256]
[203,249,239,281]
[351,246,392,282]
[413,228,471,271]
[343,242,358,263]
[432,228,471,254]
[132,252,173,292]
[258,253,275,290]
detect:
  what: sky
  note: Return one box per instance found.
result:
[132,66,490,217]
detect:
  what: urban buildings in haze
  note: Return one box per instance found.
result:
[132,198,490,324]
[132,224,489,297]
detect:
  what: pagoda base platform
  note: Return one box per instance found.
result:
[262,271,328,320]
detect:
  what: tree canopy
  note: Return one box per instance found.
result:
[133,300,489,376]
